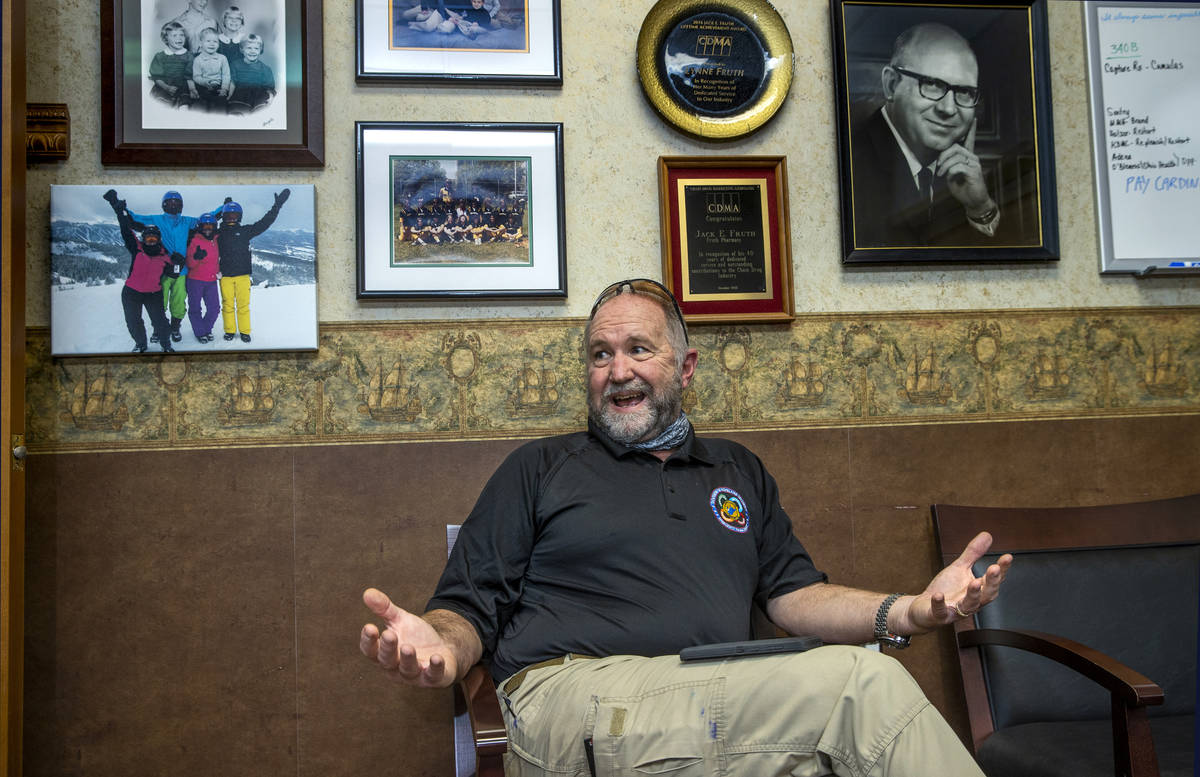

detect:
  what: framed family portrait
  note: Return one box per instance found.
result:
[657,156,794,323]
[831,0,1059,264]
[356,122,566,299]
[355,0,562,84]
[49,184,318,356]
[101,0,324,166]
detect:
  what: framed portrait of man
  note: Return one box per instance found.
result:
[830,0,1059,264]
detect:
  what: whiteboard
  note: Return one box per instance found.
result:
[1085,2,1200,275]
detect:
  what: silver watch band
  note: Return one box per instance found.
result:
[873,593,911,649]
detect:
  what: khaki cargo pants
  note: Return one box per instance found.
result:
[498,646,984,777]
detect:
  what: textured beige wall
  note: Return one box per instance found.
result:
[23,0,1200,329]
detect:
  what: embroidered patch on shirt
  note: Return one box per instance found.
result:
[710,487,749,533]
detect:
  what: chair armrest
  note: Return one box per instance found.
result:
[456,663,508,758]
[958,627,1165,707]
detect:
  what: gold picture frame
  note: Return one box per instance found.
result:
[636,0,793,140]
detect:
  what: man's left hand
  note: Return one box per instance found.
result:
[903,531,1011,632]
[934,144,992,215]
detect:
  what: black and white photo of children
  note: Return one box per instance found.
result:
[141,0,287,132]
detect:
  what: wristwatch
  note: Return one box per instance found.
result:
[967,204,999,226]
[874,593,911,649]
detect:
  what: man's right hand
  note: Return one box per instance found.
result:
[934,143,991,212]
[359,588,461,688]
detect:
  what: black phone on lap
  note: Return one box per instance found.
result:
[678,635,822,662]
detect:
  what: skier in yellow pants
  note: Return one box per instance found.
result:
[215,189,290,343]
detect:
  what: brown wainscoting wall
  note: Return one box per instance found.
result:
[23,414,1200,777]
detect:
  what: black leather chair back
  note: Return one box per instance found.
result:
[972,544,1199,728]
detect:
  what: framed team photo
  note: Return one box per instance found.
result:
[356,122,566,299]
[49,184,317,356]
[101,0,324,166]
[355,0,562,84]
[830,0,1059,264]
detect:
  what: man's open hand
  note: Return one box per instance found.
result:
[359,588,459,688]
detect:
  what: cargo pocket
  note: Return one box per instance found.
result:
[502,676,592,776]
[588,679,724,776]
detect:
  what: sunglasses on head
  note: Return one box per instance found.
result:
[589,278,688,344]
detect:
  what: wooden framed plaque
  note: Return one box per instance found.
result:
[658,156,794,323]
[637,0,793,140]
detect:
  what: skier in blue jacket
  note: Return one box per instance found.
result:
[122,189,224,343]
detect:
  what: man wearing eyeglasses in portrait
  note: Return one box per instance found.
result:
[361,278,1011,777]
[851,22,1008,248]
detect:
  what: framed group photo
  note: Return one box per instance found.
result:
[50,184,318,356]
[101,0,324,166]
[831,0,1059,264]
[355,0,562,84]
[356,122,566,299]
[657,156,794,323]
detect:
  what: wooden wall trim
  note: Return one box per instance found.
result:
[2,0,28,774]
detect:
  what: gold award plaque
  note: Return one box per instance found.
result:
[636,0,794,140]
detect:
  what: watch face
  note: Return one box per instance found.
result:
[877,634,911,649]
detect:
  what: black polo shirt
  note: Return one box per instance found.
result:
[427,423,827,683]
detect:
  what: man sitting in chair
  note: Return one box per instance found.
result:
[360,278,1012,777]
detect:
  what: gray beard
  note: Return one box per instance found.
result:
[588,374,683,445]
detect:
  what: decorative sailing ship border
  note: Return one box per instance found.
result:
[29,307,1200,452]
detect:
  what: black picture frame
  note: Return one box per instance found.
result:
[356,121,567,299]
[830,0,1058,264]
[101,0,324,167]
[355,0,562,85]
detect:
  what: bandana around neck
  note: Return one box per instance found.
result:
[627,412,691,453]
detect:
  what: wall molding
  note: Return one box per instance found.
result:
[25,305,1200,454]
